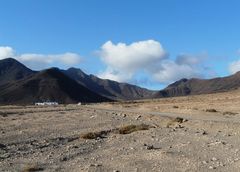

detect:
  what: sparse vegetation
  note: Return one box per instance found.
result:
[117,124,151,134]
[22,164,44,172]
[166,117,187,128]
[206,109,217,113]
[81,130,110,139]
[223,111,238,116]
[81,124,152,139]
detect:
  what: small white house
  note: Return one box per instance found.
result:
[35,102,59,106]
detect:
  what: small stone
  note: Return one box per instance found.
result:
[211,157,217,161]
[202,161,208,164]
[61,157,67,161]
[0,143,6,149]
[209,166,216,169]
[146,145,154,150]
[136,115,142,120]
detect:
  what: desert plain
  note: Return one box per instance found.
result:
[2,89,240,171]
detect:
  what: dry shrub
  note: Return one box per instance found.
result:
[81,130,110,139]
[117,124,151,134]
[206,109,217,112]
[81,124,152,139]
[223,111,238,116]
[22,164,44,172]
[173,105,179,108]
[166,117,186,128]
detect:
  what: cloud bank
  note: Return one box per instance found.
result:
[98,40,206,84]
[0,46,82,70]
[229,60,240,74]
[228,50,240,74]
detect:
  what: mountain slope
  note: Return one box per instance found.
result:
[0,68,110,104]
[154,72,240,98]
[0,58,35,86]
[63,67,156,100]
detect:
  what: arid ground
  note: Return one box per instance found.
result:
[2,89,240,171]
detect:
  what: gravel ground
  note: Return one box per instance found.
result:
[1,90,240,171]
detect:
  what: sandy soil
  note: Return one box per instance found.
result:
[2,90,240,171]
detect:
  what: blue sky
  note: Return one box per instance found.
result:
[1,0,240,89]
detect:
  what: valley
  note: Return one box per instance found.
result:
[1,89,240,171]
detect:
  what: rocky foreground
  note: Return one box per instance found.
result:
[1,90,240,171]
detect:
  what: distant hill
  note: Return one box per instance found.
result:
[0,67,110,104]
[63,67,156,100]
[154,72,240,98]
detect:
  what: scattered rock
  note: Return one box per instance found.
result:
[211,157,217,161]
[136,115,142,120]
[0,143,6,149]
[143,144,160,150]
[209,166,216,169]
[202,160,208,164]
[202,131,207,135]
[90,164,102,167]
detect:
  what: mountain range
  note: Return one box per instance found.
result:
[0,58,155,104]
[1,58,240,105]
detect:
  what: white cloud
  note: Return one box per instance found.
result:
[0,46,14,59]
[17,53,81,70]
[228,50,240,74]
[229,60,240,74]
[152,60,202,84]
[98,40,206,84]
[0,46,82,70]
[98,40,167,82]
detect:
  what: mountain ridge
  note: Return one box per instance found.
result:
[154,72,240,98]
[2,58,240,104]
[0,67,110,104]
[62,67,156,100]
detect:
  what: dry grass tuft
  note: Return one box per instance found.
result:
[22,164,44,172]
[81,130,110,139]
[206,109,217,112]
[166,117,186,128]
[117,124,151,134]
[223,111,238,116]
[81,124,152,138]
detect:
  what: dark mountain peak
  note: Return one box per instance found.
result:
[0,57,25,68]
[0,57,17,63]
[0,58,34,86]
[67,67,83,72]
[66,67,87,78]
[37,67,62,77]
[167,78,189,88]
[0,66,110,104]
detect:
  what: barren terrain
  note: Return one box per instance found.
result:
[2,89,240,171]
